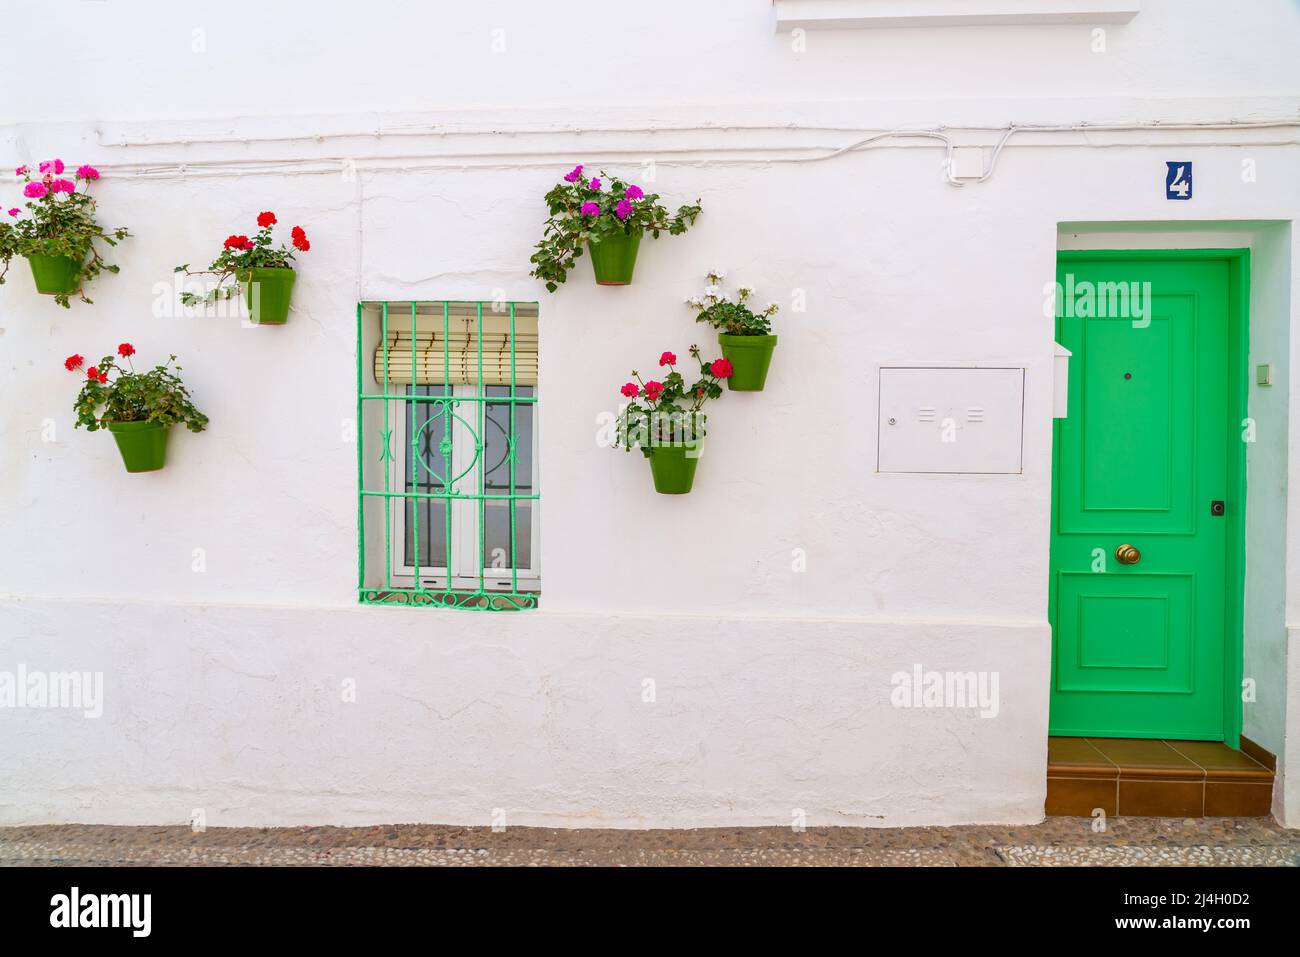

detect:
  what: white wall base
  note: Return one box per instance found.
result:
[0,597,1048,829]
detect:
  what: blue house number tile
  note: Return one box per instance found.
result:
[1166,161,1193,200]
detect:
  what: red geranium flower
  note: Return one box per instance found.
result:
[64,353,84,371]
[658,351,676,367]
[97,373,109,384]
[86,366,99,380]
[710,358,734,379]
[620,382,639,398]
[224,234,253,251]
[117,342,135,357]
[643,380,665,401]
[291,225,310,252]
[257,211,277,228]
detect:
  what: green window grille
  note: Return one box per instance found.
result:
[357,300,540,611]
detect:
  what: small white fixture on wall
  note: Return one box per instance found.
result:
[878,367,1026,474]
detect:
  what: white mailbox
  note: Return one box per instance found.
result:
[878,367,1025,474]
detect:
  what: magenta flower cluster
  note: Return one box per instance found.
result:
[14,158,102,201]
[562,164,646,222]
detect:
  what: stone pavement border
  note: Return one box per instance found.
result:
[1,816,1297,867]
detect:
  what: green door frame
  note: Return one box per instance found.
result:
[1053,248,1249,746]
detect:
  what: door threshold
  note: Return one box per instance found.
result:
[1046,736,1274,817]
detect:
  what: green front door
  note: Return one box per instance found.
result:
[1050,251,1245,741]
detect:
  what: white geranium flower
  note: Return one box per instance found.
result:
[704,285,720,299]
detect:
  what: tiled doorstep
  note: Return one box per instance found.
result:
[1046,737,1274,817]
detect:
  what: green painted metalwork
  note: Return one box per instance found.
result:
[357,299,539,612]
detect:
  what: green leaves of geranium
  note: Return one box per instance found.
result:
[1,164,130,307]
[613,344,730,451]
[71,352,208,434]
[530,166,701,292]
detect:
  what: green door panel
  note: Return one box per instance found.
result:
[1050,254,1242,741]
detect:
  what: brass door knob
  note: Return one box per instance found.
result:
[1115,544,1141,565]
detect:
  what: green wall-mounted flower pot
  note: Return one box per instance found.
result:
[718,334,777,391]
[107,420,170,473]
[641,442,702,494]
[588,229,642,285]
[26,254,83,296]
[239,266,296,325]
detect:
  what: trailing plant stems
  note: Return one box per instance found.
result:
[175,216,307,307]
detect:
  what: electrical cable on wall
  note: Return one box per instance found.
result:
[65,116,1300,188]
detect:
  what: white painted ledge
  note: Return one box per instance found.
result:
[773,0,1140,30]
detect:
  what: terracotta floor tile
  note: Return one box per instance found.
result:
[1046,776,1118,817]
[1239,736,1277,771]
[1048,737,1117,777]
[1165,740,1273,780]
[1118,779,1205,817]
[1204,781,1274,816]
[1086,738,1203,778]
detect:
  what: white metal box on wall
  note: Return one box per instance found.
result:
[877,367,1026,474]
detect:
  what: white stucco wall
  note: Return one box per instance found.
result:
[1,0,1299,827]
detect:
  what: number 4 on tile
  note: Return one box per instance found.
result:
[1166,161,1192,200]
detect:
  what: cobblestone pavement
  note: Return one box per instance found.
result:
[2,816,1298,866]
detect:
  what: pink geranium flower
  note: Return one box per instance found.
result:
[625,185,644,200]
[563,164,584,183]
[14,165,28,177]
[51,179,76,194]
[23,182,47,199]
[580,202,600,217]
[615,199,632,220]
[589,178,601,191]
[76,165,100,181]
[6,208,17,217]
[620,382,639,398]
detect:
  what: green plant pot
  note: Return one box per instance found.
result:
[718,333,778,391]
[107,420,170,473]
[239,267,296,325]
[588,229,642,285]
[641,443,702,494]
[26,254,83,296]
